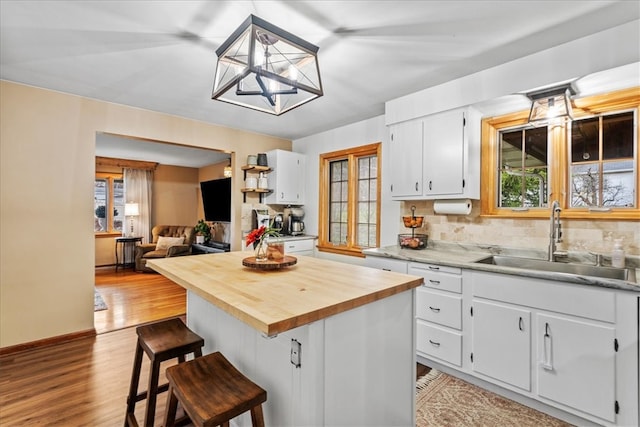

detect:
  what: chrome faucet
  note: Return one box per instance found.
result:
[548,200,563,262]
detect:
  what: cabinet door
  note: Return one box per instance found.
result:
[265,150,305,204]
[364,256,407,273]
[472,299,531,391]
[389,120,423,198]
[423,109,465,196]
[536,314,616,422]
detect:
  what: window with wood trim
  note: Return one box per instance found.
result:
[318,143,381,257]
[481,87,639,220]
[95,172,124,235]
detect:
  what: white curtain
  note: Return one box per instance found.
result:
[124,168,153,243]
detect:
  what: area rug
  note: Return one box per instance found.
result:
[94,288,108,311]
[416,369,573,427]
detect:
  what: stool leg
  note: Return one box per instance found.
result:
[124,343,144,426]
[163,384,179,427]
[143,358,162,427]
[250,405,265,427]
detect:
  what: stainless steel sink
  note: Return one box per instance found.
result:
[474,255,635,282]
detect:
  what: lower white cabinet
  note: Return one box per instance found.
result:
[365,256,408,273]
[283,238,316,257]
[471,300,531,391]
[536,313,616,423]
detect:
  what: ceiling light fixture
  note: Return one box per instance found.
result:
[212,15,323,115]
[526,83,576,124]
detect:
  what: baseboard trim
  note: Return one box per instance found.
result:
[0,328,97,356]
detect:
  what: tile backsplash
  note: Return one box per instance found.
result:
[402,200,639,256]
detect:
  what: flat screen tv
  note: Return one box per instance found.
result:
[200,177,231,222]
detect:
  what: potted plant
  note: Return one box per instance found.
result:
[194,219,212,244]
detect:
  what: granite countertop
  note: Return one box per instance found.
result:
[364,242,640,293]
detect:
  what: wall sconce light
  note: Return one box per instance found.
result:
[124,202,139,237]
[526,83,576,124]
[223,158,232,178]
[212,14,323,115]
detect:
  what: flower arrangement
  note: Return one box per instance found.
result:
[245,224,281,249]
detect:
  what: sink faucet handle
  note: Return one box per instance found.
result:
[589,251,604,266]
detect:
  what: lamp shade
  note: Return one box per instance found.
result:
[212,15,323,115]
[124,202,139,216]
[526,83,575,123]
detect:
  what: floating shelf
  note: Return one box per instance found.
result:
[241,165,271,173]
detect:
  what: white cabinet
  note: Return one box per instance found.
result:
[388,119,423,197]
[536,313,616,422]
[389,107,481,200]
[282,238,316,257]
[470,270,634,425]
[409,262,463,367]
[365,256,408,273]
[264,149,305,205]
[471,300,531,391]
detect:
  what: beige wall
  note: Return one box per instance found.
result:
[0,81,290,348]
[153,165,199,226]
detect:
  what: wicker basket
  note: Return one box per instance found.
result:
[398,234,428,249]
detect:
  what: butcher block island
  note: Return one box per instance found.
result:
[148,251,423,427]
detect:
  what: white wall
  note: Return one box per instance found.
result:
[293,115,400,265]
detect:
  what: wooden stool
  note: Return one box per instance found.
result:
[124,318,204,427]
[164,351,267,427]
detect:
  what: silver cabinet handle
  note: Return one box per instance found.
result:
[429,340,440,347]
[428,266,440,271]
[429,279,440,285]
[429,306,441,313]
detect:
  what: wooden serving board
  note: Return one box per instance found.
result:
[242,255,297,269]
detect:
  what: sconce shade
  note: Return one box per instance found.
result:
[212,14,323,115]
[124,202,139,216]
[526,83,575,123]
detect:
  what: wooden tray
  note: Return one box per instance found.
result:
[242,255,297,270]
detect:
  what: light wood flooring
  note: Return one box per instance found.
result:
[0,267,429,426]
[1,267,187,426]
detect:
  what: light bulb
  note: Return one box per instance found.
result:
[289,65,298,81]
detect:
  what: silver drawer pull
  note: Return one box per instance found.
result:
[429,279,440,285]
[429,340,441,347]
[429,306,441,313]
[428,266,440,271]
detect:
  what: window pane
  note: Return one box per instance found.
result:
[603,112,634,160]
[355,155,377,248]
[329,159,348,244]
[571,117,599,163]
[570,111,636,208]
[94,179,107,232]
[113,179,124,232]
[499,127,548,208]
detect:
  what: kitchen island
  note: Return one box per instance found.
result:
[148,251,423,427]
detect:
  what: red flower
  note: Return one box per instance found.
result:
[245,225,266,247]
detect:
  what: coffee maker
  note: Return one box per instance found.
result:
[283,207,305,236]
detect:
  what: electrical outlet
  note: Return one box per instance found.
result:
[291,339,301,368]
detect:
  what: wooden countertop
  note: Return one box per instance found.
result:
[147,251,423,336]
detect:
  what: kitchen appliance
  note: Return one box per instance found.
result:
[283,207,305,236]
[273,213,284,232]
[252,209,270,230]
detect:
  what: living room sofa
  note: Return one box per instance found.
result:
[135,225,195,272]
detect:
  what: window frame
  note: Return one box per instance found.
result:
[95,172,124,237]
[481,87,640,220]
[318,142,382,257]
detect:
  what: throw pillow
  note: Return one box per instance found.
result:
[156,236,184,250]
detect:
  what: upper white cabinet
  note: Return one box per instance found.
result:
[389,106,481,200]
[388,119,423,198]
[264,149,306,205]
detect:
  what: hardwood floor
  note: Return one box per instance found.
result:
[95,267,186,334]
[1,267,429,426]
[0,267,187,426]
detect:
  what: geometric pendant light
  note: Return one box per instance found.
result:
[526,83,575,124]
[212,15,323,115]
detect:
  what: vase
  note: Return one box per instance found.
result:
[255,240,268,261]
[267,240,285,261]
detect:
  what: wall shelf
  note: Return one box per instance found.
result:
[242,165,273,203]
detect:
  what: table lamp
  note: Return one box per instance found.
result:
[124,202,139,237]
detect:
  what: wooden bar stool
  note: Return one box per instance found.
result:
[164,351,267,427]
[124,318,204,427]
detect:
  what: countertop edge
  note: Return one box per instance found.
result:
[364,247,640,292]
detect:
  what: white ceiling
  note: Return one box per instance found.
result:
[2,0,639,148]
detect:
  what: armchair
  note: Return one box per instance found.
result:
[135,225,196,272]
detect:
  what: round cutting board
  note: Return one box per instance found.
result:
[242,255,297,270]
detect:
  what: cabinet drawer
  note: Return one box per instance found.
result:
[284,239,314,254]
[416,321,462,366]
[409,263,462,293]
[416,289,462,329]
[365,256,408,273]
